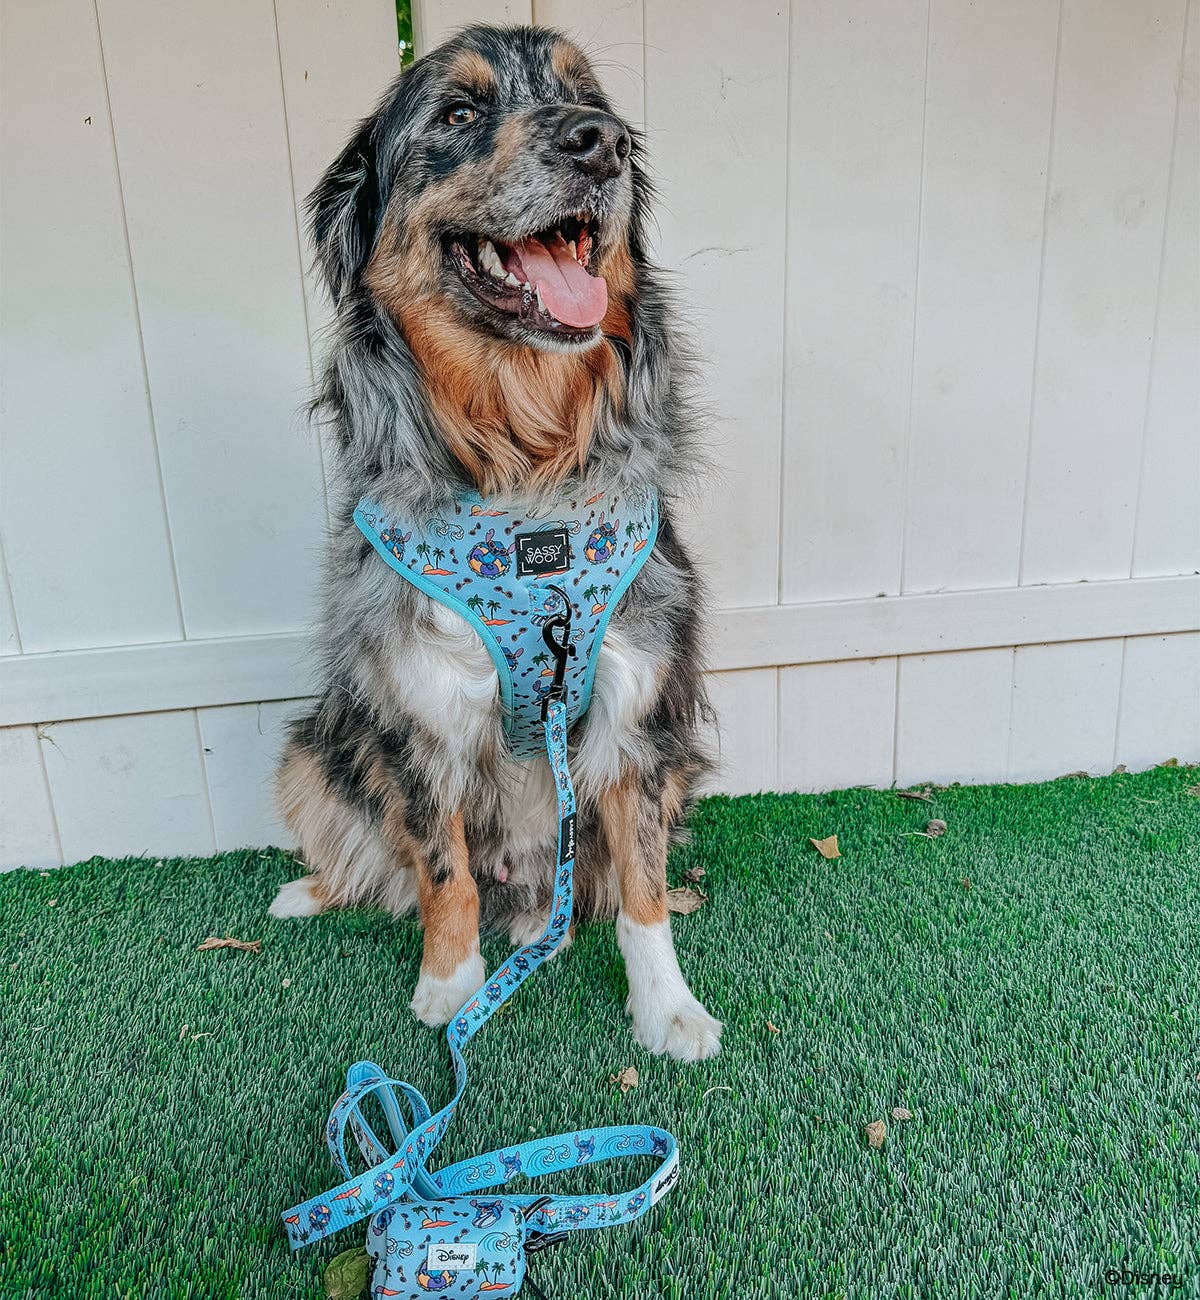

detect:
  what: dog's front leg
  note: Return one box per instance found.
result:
[599,774,722,1061]
[408,808,485,1027]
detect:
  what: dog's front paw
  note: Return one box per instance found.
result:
[410,954,486,1027]
[630,992,722,1062]
[268,876,325,919]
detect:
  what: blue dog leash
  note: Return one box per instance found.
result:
[281,590,680,1291]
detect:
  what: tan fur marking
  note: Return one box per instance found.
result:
[599,774,669,927]
[415,811,481,979]
[551,38,592,91]
[447,48,497,95]
[399,298,625,494]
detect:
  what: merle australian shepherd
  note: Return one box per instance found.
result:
[269,24,721,1061]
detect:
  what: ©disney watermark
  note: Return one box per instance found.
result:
[1102,1265,1186,1288]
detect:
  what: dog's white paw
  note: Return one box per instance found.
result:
[508,912,573,956]
[268,876,325,919]
[410,954,485,1027]
[630,992,723,1062]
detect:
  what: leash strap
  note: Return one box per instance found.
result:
[281,693,679,1251]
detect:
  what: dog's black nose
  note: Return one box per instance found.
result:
[556,109,630,182]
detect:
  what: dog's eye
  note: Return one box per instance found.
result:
[446,104,478,126]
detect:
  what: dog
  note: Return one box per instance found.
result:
[269,24,721,1061]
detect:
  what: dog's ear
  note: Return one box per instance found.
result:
[306,118,382,303]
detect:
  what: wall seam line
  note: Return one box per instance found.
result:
[1015,0,1066,588]
[33,728,66,865]
[0,535,24,653]
[269,0,331,529]
[193,709,219,854]
[1128,0,1191,581]
[896,0,934,598]
[90,0,188,638]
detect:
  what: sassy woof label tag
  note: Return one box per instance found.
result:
[427,1242,476,1272]
[559,812,577,865]
[515,527,571,577]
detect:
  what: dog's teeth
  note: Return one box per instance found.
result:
[535,285,545,312]
[479,240,506,280]
[504,271,520,288]
[567,239,577,261]
[522,281,532,293]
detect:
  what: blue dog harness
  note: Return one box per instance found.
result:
[281,483,678,1297]
[353,485,659,757]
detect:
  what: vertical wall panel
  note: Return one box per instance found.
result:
[1133,0,1200,579]
[0,549,19,655]
[198,700,304,850]
[534,0,644,128]
[1020,0,1189,585]
[1116,632,1200,769]
[40,711,214,864]
[275,0,401,347]
[96,0,327,639]
[778,658,896,793]
[895,648,1013,786]
[0,727,61,870]
[0,0,182,654]
[705,669,778,796]
[781,0,928,603]
[645,0,789,610]
[416,0,533,53]
[902,0,1060,594]
[1008,639,1123,781]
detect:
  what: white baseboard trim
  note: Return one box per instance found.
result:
[2,574,1196,726]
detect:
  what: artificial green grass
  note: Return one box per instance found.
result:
[3,767,1199,1299]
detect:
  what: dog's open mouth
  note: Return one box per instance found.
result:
[447,214,607,336]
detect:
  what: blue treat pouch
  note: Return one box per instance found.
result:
[367,1198,527,1297]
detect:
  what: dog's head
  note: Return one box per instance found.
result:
[310,25,642,354]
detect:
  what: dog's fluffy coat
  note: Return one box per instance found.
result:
[271,25,721,1060]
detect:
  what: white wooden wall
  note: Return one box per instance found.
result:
[1,0,1197,868]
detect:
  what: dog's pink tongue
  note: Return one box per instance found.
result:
[515,234,608,329]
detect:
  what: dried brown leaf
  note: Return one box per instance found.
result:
[681,866,707,884]
[962,877,971,890]
[178,1023,189,1042]
[865,1119,887,1149]
[810,835,840,860]
[197,936,262,954]
[766,1021,781,1035]
[610,1066,639,1094]
[1160,757,1180,768]
[891,1106,913,1121]
[925,819,947,838]
[666,887,707,915]
[897,788,934,802]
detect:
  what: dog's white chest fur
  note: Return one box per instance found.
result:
[378,599,660,811]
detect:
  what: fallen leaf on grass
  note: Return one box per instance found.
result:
[1160,757,1179,768]
[324,1245,370,1299]
[962,878,971,890]
[178,1023,189,1042]
[46,899,57,908]
[197,936,262,954]
[891,1107,913,1121]
[865,1120,887,1149]
[810,835,840,859]
[282,978,292,989]
[1113,764,1128,774]
[897,788,934,802]
[681,866,707,884]
[666,887,707,915]
[901,819,947,840]
[610,1066,639,1094]
[1186,784,1200,797]
[766,1021,781,1035]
